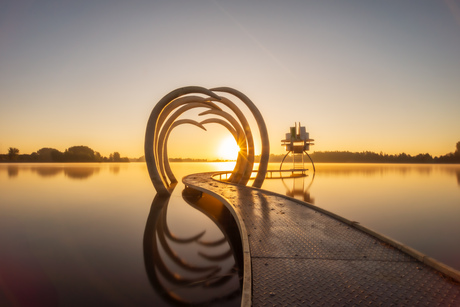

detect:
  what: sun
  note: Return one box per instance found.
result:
[218,136,240,160]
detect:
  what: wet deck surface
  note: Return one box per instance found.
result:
[183,172,460,306]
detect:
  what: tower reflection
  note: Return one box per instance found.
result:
[143,188,242,306]
[281,173,315,203]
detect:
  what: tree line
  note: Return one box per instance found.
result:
[0,146,131,162]
[2,141,459,164]
[260,141,460,164]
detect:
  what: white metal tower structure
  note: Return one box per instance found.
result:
[280,122,315,174]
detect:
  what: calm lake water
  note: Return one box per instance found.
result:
[1,162,459,306]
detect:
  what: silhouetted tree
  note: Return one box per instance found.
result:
[0,145,132,163]
[37,147,64,162]
[415,153,433,163]
[434,141,460,163]
[108,151,129,162]
[8,147,19,161]
[113,152,121,162]
[64,146,96,162]
[94,151,103,162]
[266,150,442,164]
[137,156,146,162]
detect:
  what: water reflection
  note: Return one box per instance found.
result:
[63,167,100,179]
[110,165,120,174]
[309,163,460,178]
[32,166,100,179]
[7,165,18,177]
[0,162,459,304]
[32,166,62,177]
[2,163,459,187]
[143,187,242,306]
[309,164,460,188]
[281,173,315,203]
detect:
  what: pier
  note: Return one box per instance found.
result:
[145,87,460,305]
[183,172,460,306]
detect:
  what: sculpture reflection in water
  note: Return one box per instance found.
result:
[281,172,316,204]
[143,186,243,306]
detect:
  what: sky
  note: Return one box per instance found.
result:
[1,0,460,159]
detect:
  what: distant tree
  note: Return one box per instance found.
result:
[113,152,121,162]
[267,149,454,164]
[109,152,129,162]
[51,150,64,162]
[435,141,460,163]
[137,156,146,162]
[414,153,433,163]
[64,146,96,162]
[30,152,39,161]
[94,151,103,162]
[8,147,19,161]
[37,147,64,162]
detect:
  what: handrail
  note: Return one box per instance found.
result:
[211,169,310,181]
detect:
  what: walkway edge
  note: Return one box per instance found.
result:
[229,176,460,283]
[183,176,253,307]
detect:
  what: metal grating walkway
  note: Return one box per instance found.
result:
[183,172,460,306]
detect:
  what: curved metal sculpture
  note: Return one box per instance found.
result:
[145,86,270,196]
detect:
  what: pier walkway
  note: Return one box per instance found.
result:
[183,172,460,306]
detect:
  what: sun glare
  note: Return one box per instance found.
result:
[218,136,240,160]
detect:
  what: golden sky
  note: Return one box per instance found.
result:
[1,1,459,159]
